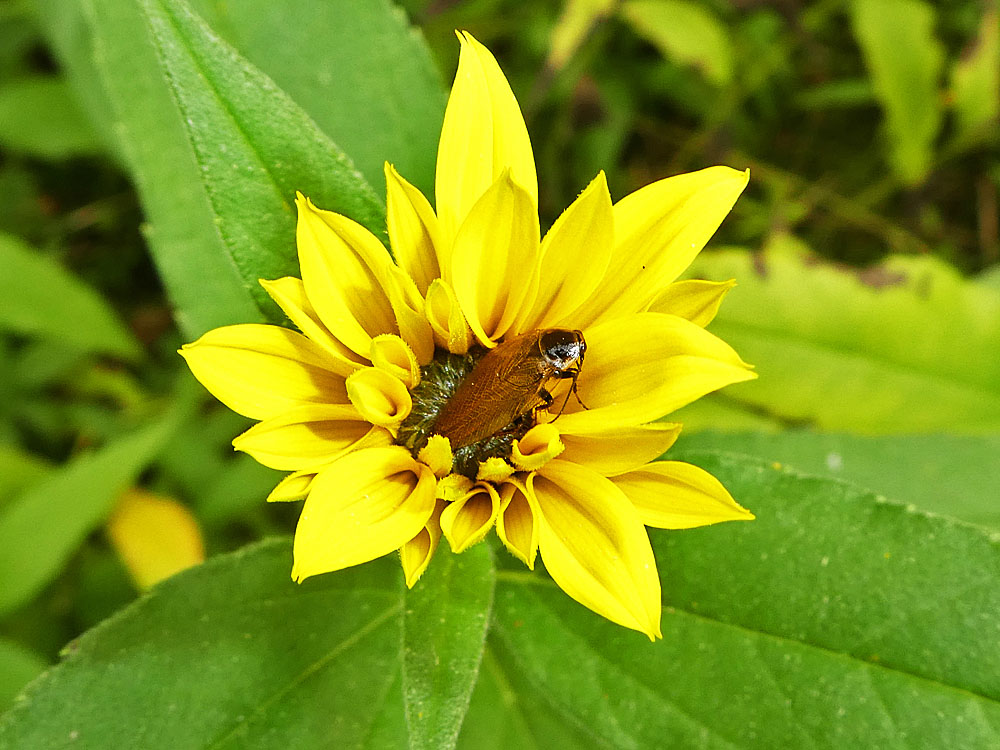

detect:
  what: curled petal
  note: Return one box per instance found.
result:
[259,276,366,374]
[346,367,412,434]
[370,334,420,388]
[452,172,540,346]
[511,423,564,471]
[418,435,454,478]
[436,473,474,502]
[292,446,437,581]
[560,423,682,476]
[476,457,514,482]
[440,482,500,553]
[531,460,662,639]
[233,404,391,471]
[497,477,538,569]
[401,499,445,587]
[436,31,537,244]
[612,460,755,529]
[425,279,471,355]
[385,162,442,294]
[180,324,347,420]
[571,166,749,328]
[647,278,736,327]
[556,312,755,434]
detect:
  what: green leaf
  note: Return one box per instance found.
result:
[676,431,1000,528]
[849,0,945,185]
[950,7,999,146]
[183,0,445,197]
[488,453,1000,748]
[0,541,409,749]
[0,397,187,617]
[620,0,733,86]
[0,233,142,360]
[0,77,102,159]
[0,445,50,507]
[139,0,386,329]
[403,543,494,750]
[0,638,46,713]
[679,238,1000,432]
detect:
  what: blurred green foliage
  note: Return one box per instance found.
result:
[0,0,997,741]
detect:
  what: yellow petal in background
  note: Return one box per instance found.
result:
[647,278,736,327]
[571,166,749,328]
[425,279,471,355]
[440,482,500,553]
[401,499,445,587]
[385,162,443,294]
[180,324,348,421]
[233,404,390,471]
[106,489,205,591]
[292,446,436,581]
[531,460,662,639]
[451,172,540,345]
[436,31,537,244]
[557,312,755,434]
[613,460,755,529]
[496,477,538,569]
[346,367,412,434]
[560,423,682,476]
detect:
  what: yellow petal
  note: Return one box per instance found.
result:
[259,276,366,374]
[233,404,391,471]
[560,423,681,476]
[516,171,614,333]
[371,334,421,388]
[267,469,317,502]
[180,324,348,420]
[425,278,472,354]
[571,166,749,328]
[436,31,537,244]
[107,489,205,590]
[531,460,661,639]
[292,446,437,581]
[613,460,755,529]
[440,481,500,553]
[476,457,514,482]
[401,499,445,587]
[496,477,538,569]
[295,195,399,357]
[346,367,412,434]
[436,472,474,502]
[556,312,755,434]
[510,423,564,471]
[647,278,736,327]
[418,434,454,478]
[385,270,435,366]
[451,171,540,346]
[385,162,442,295]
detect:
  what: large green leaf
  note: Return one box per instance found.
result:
[2,454,997,747]
[0,233,141,360]
[849,0,945,185]
[403,543,494,750]
[0,639,46,714]
[677,238,1000,432]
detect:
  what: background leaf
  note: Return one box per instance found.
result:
[0,77,102,160]
[849,0,945,185]
[949,6,999,145]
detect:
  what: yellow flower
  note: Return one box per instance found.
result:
[180,31,756,640]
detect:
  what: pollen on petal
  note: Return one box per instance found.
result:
[476,456,514,482]
[346,367,412,435]
[511,423,564,471]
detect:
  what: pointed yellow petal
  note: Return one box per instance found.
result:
[451,172,540,345]
[385,271,435,366]
[292,446,436,581]
[556,312,755,434]
[180,324,348,420]
[259,276,366,375]
[295,195,399,357]
[440,481,500,553]
[571,167,749,328]
[613,461,755,529]
[511,423,564,471]
[370,334,420,388]
[267,469,317,502]
[425,278,472,354]
[233,404,391,471]
[401,499,445,587]
[385,162,443,295]
[531,460,661,639]
[346,367,412,435]
[496,477,538,569]
[436,31,537,244]
[560,423,681,476]
[517,171,614,333]
[106,489,205,590]
[647,278,736,327]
